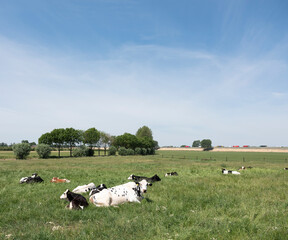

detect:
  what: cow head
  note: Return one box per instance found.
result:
[136,179,152,194]
[60,189,70,200]
[152,174,161,181]
[50,177,57,182]
[127,174,134,180]
[31,173,38,178]
[19,177,28,184]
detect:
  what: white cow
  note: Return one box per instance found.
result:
[89,179,152,207]
[222,169,241,175]
[72,182,96,194]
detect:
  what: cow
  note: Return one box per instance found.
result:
[239,166,253,170]
[165,172,178,177]
[127,174,161,183]
[50,177,71,183]
[89,184,108,197]
[60,189,89,210]
[222,169,241,175]
[72,182,96,194]
[89,179,152,207]
[284,168,288,170]
[19,173,44,184]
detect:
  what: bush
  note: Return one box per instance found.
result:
[72,146,91,157]
[126,148,135,155]
[135,147,142,155]
[108,146,117,156]
[141,148,147,155]
[12,143,31,159]
[118,147,127,156]
[36,144,51,159]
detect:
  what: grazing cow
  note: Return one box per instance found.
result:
[60,189,89,210]
[89,184,108,197]
[284,168,288,170]
[89,179,152,207]
[222,169,241,175]
[127,174,161,183]
[72,182,96,194]
[50,177,71,183]
[165,172,178,177]
[19,173,44,184]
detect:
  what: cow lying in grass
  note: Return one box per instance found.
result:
[72,182,96,194]
[50,177,70,183]
[60,189,89,210]
[19,173,44,184]
[165,172,178,177]
[89,179,152,207]
[222,169,241,175]
[127,174,161,183]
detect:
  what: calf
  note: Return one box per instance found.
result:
[60,189,88,210]
[127,174,161,183]
[19,173,44,184]
[89,179,152,207]
[72,182,96,194]
[165,172,178,177]
[222,169,241,175]
[50,177,71,183]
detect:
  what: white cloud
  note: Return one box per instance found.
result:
[0,36,288,146]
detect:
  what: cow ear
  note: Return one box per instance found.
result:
[149,183,153,186]
[135,182,139,185]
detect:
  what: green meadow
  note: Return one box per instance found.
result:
[1,150,288,239]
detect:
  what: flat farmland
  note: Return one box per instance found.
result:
[1,150,288,239]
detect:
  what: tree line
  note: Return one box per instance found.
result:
[12,125,159,159]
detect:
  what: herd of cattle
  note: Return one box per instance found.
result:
[20,166,284,210]
[19,172,176,210]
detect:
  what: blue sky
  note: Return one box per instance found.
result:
[0,0,287,147]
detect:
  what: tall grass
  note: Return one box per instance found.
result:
[0,151,288,239]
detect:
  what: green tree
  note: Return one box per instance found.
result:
[113,133,139,150]
[100,131,111,156]
[201,139,212,150]
[50,128,66,158]
[83,128,100,150]
[64,128,82,157]
[192,140,201,147]
[136,126,153,139]
[38,132,53,146]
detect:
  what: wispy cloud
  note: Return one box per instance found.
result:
[0,34,288,146]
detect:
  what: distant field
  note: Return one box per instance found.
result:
[159,147,288,153]
[1,150,288,239]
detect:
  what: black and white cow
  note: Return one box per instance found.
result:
[89,184,108,197]
[60,189,89,210]
[19,173,44,184]
[165,172,178,177]
[72,182,96,194]
[222,169,241,175]
[127,174,161,183]
[89,179,152,207]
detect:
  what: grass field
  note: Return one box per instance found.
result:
[1,150,288,239]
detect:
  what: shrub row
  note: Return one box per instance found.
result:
[12,143,156,159]
[110,147,155,156]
